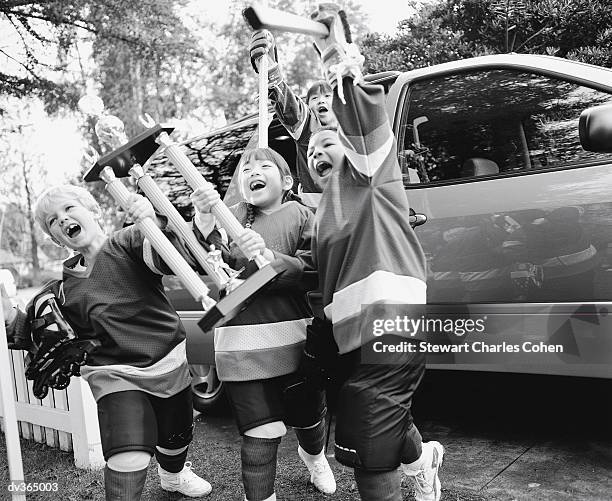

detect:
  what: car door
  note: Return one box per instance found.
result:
[393,61,612,377]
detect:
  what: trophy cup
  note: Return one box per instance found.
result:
[79,97,284,331]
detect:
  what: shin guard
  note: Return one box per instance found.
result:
[354,468,402,501]
[156,447,188,474]
[104,466,147,501]
[241,435,280,501]
[294,419,325,456]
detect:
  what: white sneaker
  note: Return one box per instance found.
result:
[158,461,212,497]
[402,441,444,501]
[298,446,337,495]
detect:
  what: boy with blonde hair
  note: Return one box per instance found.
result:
[3,184,212,500]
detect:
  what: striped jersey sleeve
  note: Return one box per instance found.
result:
[268,204,317,292]
[270,81,312,142]
[314,77,428,355]
[332,79,398,185]
[115,223,205,276]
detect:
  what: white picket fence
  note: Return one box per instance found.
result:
[0,349,105,470]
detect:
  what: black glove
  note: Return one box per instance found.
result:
[26,339,101,399]
[249,29,278,73]
[297,316,339,390]
[249,29,284,90]
[23,280,100,399]
[306,317,338,367]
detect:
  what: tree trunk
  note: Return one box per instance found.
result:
[131,56,144,136]
[21,152,40,273]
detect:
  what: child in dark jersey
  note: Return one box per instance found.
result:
[3,184,211,500]
[191,148,336,501]
[304,4,445,501]
[249,30,337,198]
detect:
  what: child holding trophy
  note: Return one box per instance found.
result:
[191,147,336,501]
[302,4,445,501]
[3,185,212,500]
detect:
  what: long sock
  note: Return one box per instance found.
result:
[354,468,402,501]
[241,435,280,501]
[156,446,188,473]
[294,419,326,455]
[104,466,147,501]
[400,424,423,465]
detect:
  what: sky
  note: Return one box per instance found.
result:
[195,0,414,34]
[359,0,415,33]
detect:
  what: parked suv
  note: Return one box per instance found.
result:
[151,54,612,411]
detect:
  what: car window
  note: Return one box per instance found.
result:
[398,69,612,185]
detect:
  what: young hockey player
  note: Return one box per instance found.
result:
[304,4,445,501]
[249,30,337,196]
[3,184,212,500]
[191,147,336,501]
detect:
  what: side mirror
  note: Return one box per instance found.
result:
[579,103,612,152]
[409,208,427,228]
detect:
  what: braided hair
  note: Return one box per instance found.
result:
[238,147,306,228]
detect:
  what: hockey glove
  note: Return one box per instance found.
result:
[249,29,284,89]
[23,280,100,399]
[310,3,364,103]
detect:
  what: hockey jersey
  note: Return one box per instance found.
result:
[213,201,316,381]
[271,81,322,194]
[313,79,427,355]
[59,224,191,401]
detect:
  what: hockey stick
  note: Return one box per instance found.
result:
[243,3,329,37]
[258,0,269,148]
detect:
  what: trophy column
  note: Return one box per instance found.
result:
[128,164,235,289]
[99,166,217,311]
[155,132,269,268]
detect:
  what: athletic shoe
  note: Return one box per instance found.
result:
[298,446,337,494]
[158,461,212,497]
[402,441,444,501]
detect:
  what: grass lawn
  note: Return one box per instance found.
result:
[0,412,487,500]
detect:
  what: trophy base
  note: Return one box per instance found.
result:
[84,124,175,181]
[198,261,285,332]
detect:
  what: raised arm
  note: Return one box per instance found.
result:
[312,5,399,185]
[249,30,312,141]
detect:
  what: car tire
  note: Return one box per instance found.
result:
[190,364,225,413]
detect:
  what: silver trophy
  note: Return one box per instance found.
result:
[79,96,283,331]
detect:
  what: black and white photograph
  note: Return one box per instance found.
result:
[0,1,611,500]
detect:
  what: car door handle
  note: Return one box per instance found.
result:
[409,208,428,228]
